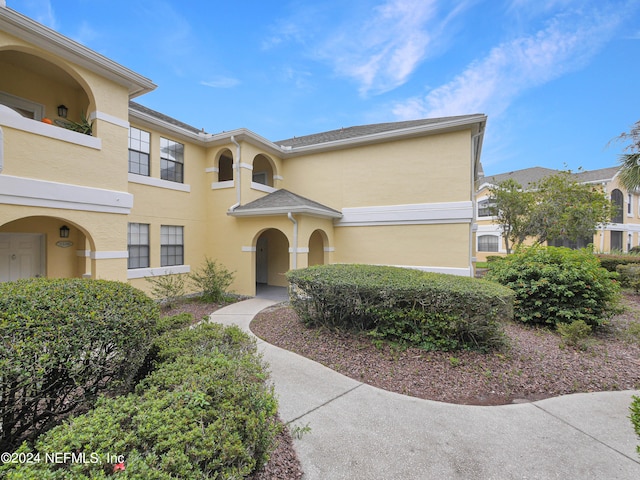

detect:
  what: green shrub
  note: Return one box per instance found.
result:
[631,396,640,458]
[616,264,640,292]
[0,278,158,452]
[189,257,235,302]
[145,272,187,308]
[287,264,515,352]
[486,247,620,327]
[595,253,640,272]
[557,319,593,350]
[2,323,280,479]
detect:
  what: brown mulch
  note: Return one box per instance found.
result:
[249,295,640,406]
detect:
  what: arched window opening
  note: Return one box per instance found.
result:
[611,189,624,224]
[218,152,233,182]
[252,154,274,187]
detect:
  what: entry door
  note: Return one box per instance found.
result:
[0,233,44,282]
[256,236,268,284]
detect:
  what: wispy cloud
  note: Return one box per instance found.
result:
[22,0,58,29]
[266,0,471,96]
[200,76,240,88]
[393,5,627,120]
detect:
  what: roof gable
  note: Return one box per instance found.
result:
[229,189,342,219]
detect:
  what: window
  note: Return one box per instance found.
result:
[218,154,233,182]
[611,231,623,251]
[161,225,184,266]
[478,235,499,252]
[549,236,592,250]
[477,199,496,217]
[128,223,149,269]
[0,91,44,120]
[628,193,633,215]
[128,127,150,175]
[611,189,624,223]
[160,137,184,183]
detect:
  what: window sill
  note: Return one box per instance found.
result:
[128,173,191,192]
[127,265,191,279]
[211,180,234,190]
[251,182,277,193]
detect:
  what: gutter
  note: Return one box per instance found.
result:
[288,212,298,270]
[470,127,484,276]
[229,135,241,211]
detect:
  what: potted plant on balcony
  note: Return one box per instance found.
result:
[54,111,93,136]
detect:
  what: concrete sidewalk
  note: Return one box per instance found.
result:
[211,298,640,480]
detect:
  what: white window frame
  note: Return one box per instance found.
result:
[0,91,45,120]
[628,193,634,217]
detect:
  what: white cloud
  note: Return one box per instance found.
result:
[200,76,240,89]
[393,6,626,120]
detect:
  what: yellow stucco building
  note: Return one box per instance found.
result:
[475,166,638,261]
[0,6,487,296]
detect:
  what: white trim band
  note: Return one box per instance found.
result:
[336,201,473,227]
[250,182,277,193]
[0,175,133,214]
[128,173,191,192]
[89,111,129,129]
[211,180,234,190]
[242,246,256,252]
[127,265,191,279]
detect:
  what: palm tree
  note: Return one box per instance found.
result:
[615,120,640,191]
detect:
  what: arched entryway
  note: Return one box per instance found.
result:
[255,228,289,287]
[0,216,94,282]
[308,229,328,266]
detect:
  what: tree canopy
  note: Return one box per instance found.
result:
[614,120,640,192]
[487,170,612,252]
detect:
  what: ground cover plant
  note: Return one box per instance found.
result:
[287,264,515,352]
[0,278,158,452]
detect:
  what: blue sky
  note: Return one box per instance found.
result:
[10,0,640,175]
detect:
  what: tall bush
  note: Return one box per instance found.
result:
[486,246,620,327]
[631,396,640,457]
[0,278,158,452]
[287,264,514,352]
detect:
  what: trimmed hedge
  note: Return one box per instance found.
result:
[616,264,640,292]
[2,323,280,479]
[0,278,158,452]
[486,247,620,327]
[287,264,515,352]
[595,253,640,272]
[632,396,640,458]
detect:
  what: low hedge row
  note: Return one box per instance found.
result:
[287,264,515,352]
[595,253,640,272]
[0,278,159,452]
[3,322,280,479]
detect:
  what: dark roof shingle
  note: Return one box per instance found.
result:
[230,189,342,218]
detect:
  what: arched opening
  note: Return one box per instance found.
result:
[0,49,94,129]
[252,154,275,187]
[308,229,328,266]
[255,228,289,287]
[611,189,624,224]
[217,149,234,182]
[0,216,94,282]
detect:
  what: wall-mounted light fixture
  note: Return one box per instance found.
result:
[57,104,68,118]
[59,225,70,238]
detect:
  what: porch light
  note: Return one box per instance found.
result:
[59,225,70,238]
[57,104,68,118]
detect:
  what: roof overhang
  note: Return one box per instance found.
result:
[0,6,156,98]
[228,205,343,219]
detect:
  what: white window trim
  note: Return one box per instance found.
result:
[0,91,45,120]
[127,265,191,279]
[476,195,496,220]
[128,173,191,192]
[628,193,634,217]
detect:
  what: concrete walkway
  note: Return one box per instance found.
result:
[211,298,640,480]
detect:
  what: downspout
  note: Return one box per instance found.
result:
[470,128,483,277]
[288,212,298,270]
[229,135,241,211]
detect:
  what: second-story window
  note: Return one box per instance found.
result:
[161,137,184,183]
[478,199,496,217]
[128,127,150,175]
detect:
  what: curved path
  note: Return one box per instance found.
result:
[211,298,640,480]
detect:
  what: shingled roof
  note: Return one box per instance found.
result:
[129,101,202,134]
[480,166,620,190]
[275,114,483,148]
[229,189,343,218]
